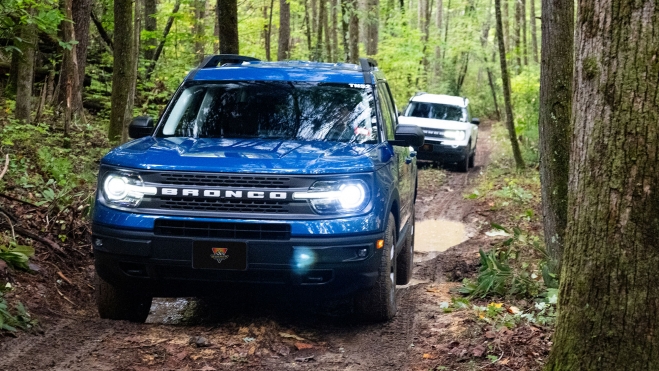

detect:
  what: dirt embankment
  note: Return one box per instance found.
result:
[0,121,540,371]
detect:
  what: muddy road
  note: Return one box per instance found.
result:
[0,124,493,371]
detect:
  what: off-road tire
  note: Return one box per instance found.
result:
[457,154,469,172]
[396,210,415,285]
[468,152,475,168]
[96,274,152,323]
[355,213,397,322]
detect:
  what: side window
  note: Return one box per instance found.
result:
[377,83,396,140]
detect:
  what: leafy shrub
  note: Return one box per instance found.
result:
[0,291,36,333]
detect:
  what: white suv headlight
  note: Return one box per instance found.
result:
[293,180,370,214]
[444,130,467,141]
[102,172,157,208]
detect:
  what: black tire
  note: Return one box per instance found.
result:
[457,154,469,172]
[96,274,152,323]
[468,150,475,168]
[355,213,397,322]
[396,211,415,285]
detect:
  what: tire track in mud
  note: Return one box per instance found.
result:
[0,318,116,371]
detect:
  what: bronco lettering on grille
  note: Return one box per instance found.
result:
[159,188,289,200]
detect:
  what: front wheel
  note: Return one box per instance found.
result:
[468,150,475,168]
[96,274,152,323]
[355,213,397,322]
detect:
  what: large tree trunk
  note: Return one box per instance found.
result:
[340,0,350,62]
[537,0,572,268]
[314,0,325,60]
[513,0,522,70]
[61,0,82,135]
[330,0,339,62]
[194,0,206,63]
[324,0,332,60]
[277,0,291,60]
[365,0,378,55]
[494,0,524,170]
[481,0,500,120]
[59,0,91,115]
[348,0,359,63]
[144,0,157,60]
[521,0,527,66]
[502,0,509,52]
[108,0,133,142]
[433,0,443,87]
[529,0,537,63]
[15,12,37,123]
[121,0,141,143]
[218,0,239,54]
[544,0,659,369]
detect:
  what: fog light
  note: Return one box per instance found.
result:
[357,248,368,258]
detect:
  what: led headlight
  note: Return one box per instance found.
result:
[293,180,370,214]
[101,172,157,208]
[443,130,467,141]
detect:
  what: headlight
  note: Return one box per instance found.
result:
[444,130,467,141]
[293,180,370,214]
[101,172,157,208]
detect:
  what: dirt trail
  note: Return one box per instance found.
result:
[0,123,493,371]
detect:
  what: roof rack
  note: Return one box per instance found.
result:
[187,54,261,80]
[414,91,427,97]
[359,57,378,84]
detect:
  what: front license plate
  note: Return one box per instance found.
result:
[420,143,434,152]
[192,241,247,270]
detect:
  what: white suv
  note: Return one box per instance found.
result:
[398,93,479,172]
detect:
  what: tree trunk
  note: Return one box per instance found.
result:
[455,53,469,95]
[348,0,359,63]
[121,0,141,143]
[503,0,509,52]
[91,11,114,51]
[304,0,312,58]
[145,0,181,79]
[521,0,527,66]
[537,0,572,268]
[194,0,206,63]
[494,0,524,170]
[314,0,325,60]
[481,0,500,120]
[278,0,291,60]
[15,12,37,123]
[529,0,537,63]
[214,3,220,53]
[324,0,332,61]
[513,0,521,70]
[433,0,442,87]
[108,0,133,141]
[545,0,659,369]
[73,0,91,99]
[144,0,157,60]
[62,0,81,135]
[330,0,339,62]
[340,0,350,62]
[218,0,239,54]
[311,0,317,36]
[59,0,90,115]
[365,0,378,55]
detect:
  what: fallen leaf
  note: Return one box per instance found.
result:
[248,346,256,355]
[279,332,306,341]
[422,353,436,359]
[484,331,496,339]
[499,358,510,365]
[295,342,314,350]
[507,306,521,314]
[174,350,189,361]
[472,345,486,357]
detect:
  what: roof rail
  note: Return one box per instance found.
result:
[414,91,427,97]
[199,54,260,69]
[359,57,378,84]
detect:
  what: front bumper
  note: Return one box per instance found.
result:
[417,141,469,163]
[93,223,384,298]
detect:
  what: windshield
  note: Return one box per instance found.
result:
[405,102,466,122]
[157,81,377,144]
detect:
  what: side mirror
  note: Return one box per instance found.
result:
[128,116,155,139]
[471,118,481,125]
[392,124,425,148]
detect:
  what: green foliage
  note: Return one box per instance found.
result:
[510,67,541,163]
[0,241,34,270]
[0,0,64,54]
[0,290,37,333]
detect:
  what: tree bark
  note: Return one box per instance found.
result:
[218,0,239,54]
[194,0,206,63]
[340,0,350,62]
[278,0,291,60]
[91,11,114,51]
[330,0,339,62]
[108,0,133,142]
[494,0,524,170]
[545,0,659,369]
[513,0,521,70]
[59,0,90,115]
[433,0,443,87]
[481,0,500,119]
[145,0,181,79]
[61,0,81,135]
[537,0,572,268]
[521,0,527,66]
[72,0,91,98]
[365,0,378,55]
[348,0,359,63]
[15,12,37,123]
[529,0,537,63]
[503,0,509,52]
[324,0,332,60]
[314,0,325,60]
[144,0,157,60]
[121,0,141,143]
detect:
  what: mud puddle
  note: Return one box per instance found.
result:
[415,219,467,252]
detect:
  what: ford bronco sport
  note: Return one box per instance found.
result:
[92,55,424,322]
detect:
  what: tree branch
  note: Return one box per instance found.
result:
[91,11,113,51]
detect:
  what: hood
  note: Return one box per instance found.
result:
[398,116,472,131]
[101,137,380,174]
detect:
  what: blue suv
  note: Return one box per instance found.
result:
[92,55,424,322]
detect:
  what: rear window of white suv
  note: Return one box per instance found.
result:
[405,102,466,122]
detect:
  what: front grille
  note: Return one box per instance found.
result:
[154,219,291,240]
[152,173,291,188]
[157,197,289,213]
[422,128,449,140]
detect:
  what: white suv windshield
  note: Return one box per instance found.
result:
[157,81,377,144]
[405,102,466,122]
